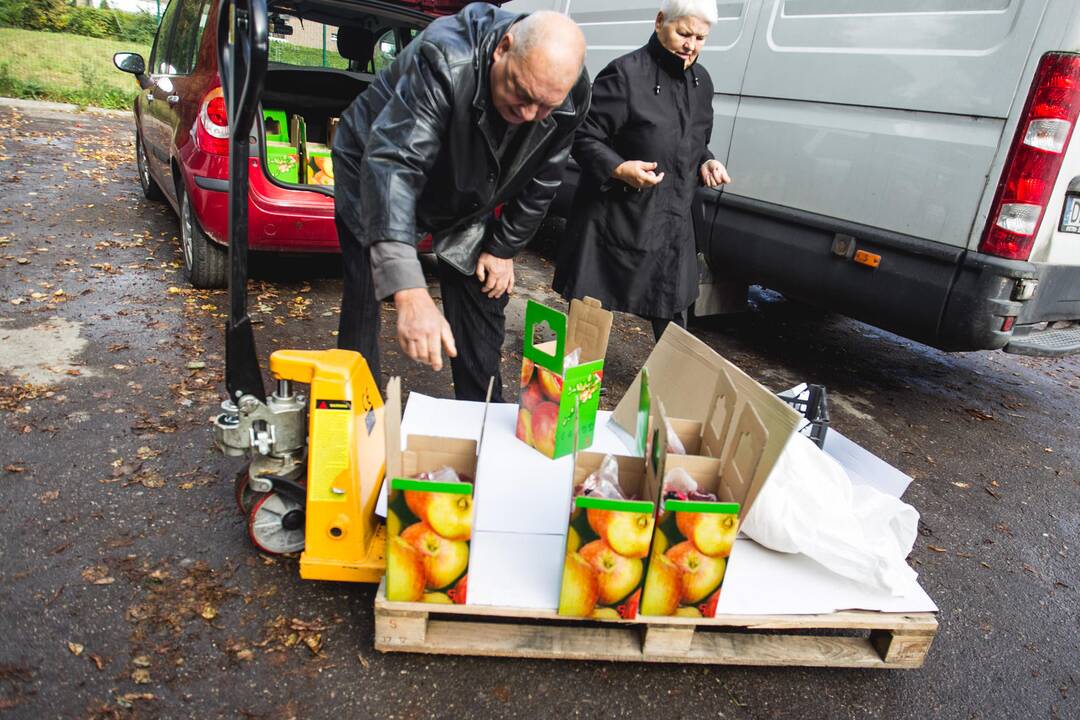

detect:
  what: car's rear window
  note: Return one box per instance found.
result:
[268,15,419,72]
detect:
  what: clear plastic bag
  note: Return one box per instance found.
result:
[415,465,472,484]
[665,418,687,455]
[563,346,582,370]
[574,454,626,500]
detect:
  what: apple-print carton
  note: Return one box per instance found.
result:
[639,395,768,618]
[516,298,612,459]
[384,377,482,605]
[558,452,656,620]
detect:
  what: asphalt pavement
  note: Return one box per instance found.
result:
[0,102,1077,719]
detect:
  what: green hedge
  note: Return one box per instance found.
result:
[0,0,159,44]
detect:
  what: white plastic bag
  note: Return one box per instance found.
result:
[741,433,920,595]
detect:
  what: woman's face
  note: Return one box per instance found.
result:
[654,13,711,68]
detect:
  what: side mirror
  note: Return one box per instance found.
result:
[113,52,146,75]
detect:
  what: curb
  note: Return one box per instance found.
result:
[0,96,130,118]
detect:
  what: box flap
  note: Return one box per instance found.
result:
[701,366,738,460]
[567,296,613,364]
[476,376,494,456]
[522,300,566,374]
[385,377,403,485]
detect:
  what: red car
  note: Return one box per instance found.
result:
[114,0,456,287]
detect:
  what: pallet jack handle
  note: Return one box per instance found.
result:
[217,0,268,403]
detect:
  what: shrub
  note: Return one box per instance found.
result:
[65,6,111,38]
[0,1,160,44]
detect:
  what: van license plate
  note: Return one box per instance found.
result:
[1062,195,1080,234]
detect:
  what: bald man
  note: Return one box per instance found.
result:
[333,3,589,401]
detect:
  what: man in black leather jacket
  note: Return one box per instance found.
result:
[333,3,589,401]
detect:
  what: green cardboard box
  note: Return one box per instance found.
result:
[305,142,334,186]
[516,298,612,459]
[265,141,299,184]
[263,108,289,143]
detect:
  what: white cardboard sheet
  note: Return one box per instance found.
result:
[467,531,565,609]
[715,538,938,615]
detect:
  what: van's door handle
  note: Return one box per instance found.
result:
[167,95,180,105]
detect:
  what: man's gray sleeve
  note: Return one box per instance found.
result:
[370,241,426,300]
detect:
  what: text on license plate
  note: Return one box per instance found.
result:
[1062,195,1080,234]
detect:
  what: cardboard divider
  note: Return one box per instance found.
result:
[384,378,488,606]
[517,298,612,459]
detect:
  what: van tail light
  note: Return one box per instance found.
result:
[980,52,1080,261]
[196,86,230,156]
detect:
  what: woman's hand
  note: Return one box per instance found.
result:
[613,160,665,189]
[700,159,731,188]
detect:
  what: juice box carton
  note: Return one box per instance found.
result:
[265,141,299,184]
[305,142,334,186]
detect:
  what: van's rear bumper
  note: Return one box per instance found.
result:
[700,193,1080,355]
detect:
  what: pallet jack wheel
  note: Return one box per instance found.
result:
[247,492,305,555]
[234,468,263,516]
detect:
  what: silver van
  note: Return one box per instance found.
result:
[516,0,1080,357]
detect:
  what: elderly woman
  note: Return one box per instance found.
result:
[553,0,730,340]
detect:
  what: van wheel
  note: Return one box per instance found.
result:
[180,187,227,289]
[135,133,163,201]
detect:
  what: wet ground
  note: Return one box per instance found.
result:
[0,102,1077,719]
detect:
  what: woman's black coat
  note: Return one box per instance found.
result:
[553,33,714,320]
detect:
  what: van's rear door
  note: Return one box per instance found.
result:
[727,0,1052,250]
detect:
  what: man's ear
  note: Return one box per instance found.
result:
[655,12,664,33]
[493,33,513,62]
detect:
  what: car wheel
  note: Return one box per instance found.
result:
[179,186,227,289]
[135,132,163,201]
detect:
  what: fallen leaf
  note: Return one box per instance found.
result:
[132,656,151,668]
[951,481,970,489]
[4,464,26,473]
[356,652,369,670]
[131,669,151,684]
[200,605,218,621]
[186,361,205,370]
[39,489,59,503]
[236,649,254,662]
[67,642,84,657]
[927,545,947,553]
[89,654,106,670]
[303,633,323,655]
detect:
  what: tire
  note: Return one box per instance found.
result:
[135,132,163,201]
[179,186,227,289]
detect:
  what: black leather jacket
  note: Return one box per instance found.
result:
[332,3,590,276]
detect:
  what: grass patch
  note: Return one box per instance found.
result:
[0,27,148,109]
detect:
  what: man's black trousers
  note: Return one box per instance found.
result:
[336,218,508,403]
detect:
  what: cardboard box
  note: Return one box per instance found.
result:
[305,142,334,186]
[327,116,340,148]
[558,452,656,619]
[516,298,612,459]
[384,377,486,604]
[289,114,307,181]
[265,141,299,184]
[263,108,289,144]
[612,323,801,524]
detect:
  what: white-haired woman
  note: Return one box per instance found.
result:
[554,0,731,340]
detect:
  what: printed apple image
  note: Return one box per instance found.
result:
[579,540,643,605]
[587,508,654,559]
[676,511,738,557]
[530,401,560,457]
[591,607,620,620]
[537,367,563,402]
[650,526,670,561]
[401,522,469,590]
[565,525,583,555]
[515,408,533,445]
[386,536,425,602]
[639,553,681,616]
[405,489,472,541]
[423,592,454,604]
[666,540,727,604]
[387,509,402,538]
[520,380,543,411]
[674,606,702,618]
[616,588,640,619]
[447,574,468,604]
[521,357,535,387]
[699,590,720,618]
[559,552,599,616]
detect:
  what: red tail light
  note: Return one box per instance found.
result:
[980,53,1080,261]
[196,86,230,156]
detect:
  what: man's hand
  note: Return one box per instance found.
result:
[475,252,515,299]
[700,159,732,188]
[393,287,457,371]
[613,160,665,189]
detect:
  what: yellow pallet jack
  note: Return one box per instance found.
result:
[210,0,385,582]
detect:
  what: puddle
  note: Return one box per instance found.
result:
[0,317,96,383]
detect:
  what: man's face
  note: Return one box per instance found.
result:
[655,14,711,69]
[489,36,574,125]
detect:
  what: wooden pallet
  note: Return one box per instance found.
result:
[374,581,937,669]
